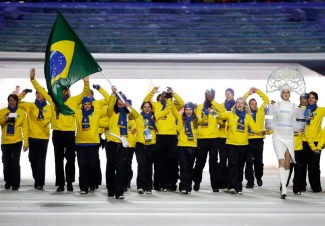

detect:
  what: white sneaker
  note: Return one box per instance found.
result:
[117,195,125,200]
[229,188,237,194]
[80,191,87,195]
[180,190,187,194]
[137,188,144,194]
[146,190,152,194]
[160,188,167,192]
[238,191,243,195]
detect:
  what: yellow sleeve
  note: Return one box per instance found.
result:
[0,110,7,126]
[155,98,172,120]
[257,89,270,107]
[19,102,31,113]
[316,128,325,150]
[99,118,109,129]
[99,106,108,119]
[68,81,90,109]
[128,106,140,120]
[218,112,230,120]
[143,91,154,102]
[172,92,185,111]
[107,95,116,117]
[242,92,249,100]
[305,129,318,151]
[31,78,54,105]
[22,111,29,148]
[97,87,111,106]
[211,100,225,113]
[18,93,27,102]
[247,115,261,135]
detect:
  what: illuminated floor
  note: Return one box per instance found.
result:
[0,168,325,226]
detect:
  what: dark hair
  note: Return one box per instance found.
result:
[248,98,257,105]
[156,94,162,102]
[307,91,318,101]
[182,111,199,130]
[90,89,94,96]
[7,94,18,103]
[141,101,153,110]
[114,99,130,114]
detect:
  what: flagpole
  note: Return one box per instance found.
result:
[100,71,132,112]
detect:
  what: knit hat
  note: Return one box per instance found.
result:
[117,91,127,101]
[300,93,307,99]
[184,102,195,111]
[126,99,132,106]
[225,88,234,96]
[82,96,92,105]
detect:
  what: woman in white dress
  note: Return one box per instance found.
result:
[271,84,297,199]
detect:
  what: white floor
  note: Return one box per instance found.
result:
[1,167,325,226]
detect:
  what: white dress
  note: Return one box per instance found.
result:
[271,100,297,163]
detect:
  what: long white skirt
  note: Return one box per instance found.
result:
[272,133,295,163]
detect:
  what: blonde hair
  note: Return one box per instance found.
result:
[231,97,251,114]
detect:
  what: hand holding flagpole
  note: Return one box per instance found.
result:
[101,71,132,112]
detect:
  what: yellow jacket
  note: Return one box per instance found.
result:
[218,111,260,146]
[0,107,28,147]
[128,120,137,148]
[243,89,269,139]
[104,95,139,143]
[143,91,184,135]
[304,107,325,150]
[31,78,90,131]
[218,103,230,138]
[19,100,52,140]
[294,132,303,151]
[196,100,224,139]
[75,108,108,144]
[315,127,325,150]
[135,100,172,145]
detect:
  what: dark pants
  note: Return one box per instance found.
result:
[1,141,22,188]
[76,145,99,192]
[105,141,127,198]
[135,143,154,191]
[216,138,228,189]
[156,135,179,189]
[125,147,135,189]
[94,145,102,186]
[28,138,49,187]
[228,145,248,192]
[153,146,160,190]
[52,130,76,187]
[179,147,197,192]
[292,150,308,193]
[193,138,220,189]
[303,141,322,192]
[245,139,264,185]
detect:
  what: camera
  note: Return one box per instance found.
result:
[24,89,32,93]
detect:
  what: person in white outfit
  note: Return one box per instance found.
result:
[270,84,297,199]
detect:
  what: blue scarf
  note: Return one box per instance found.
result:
[185,115,194,139]
[35,99,47,121]
[236,109,246,132]
[224,99,235,111]
[248,110,257,134]
[117,107,128,136]
[141,111,158,132]
[305,103,317,125]
[82,107,94,131]
[7,105,18,135]
[63,94,70,102]
[161,100,166,111]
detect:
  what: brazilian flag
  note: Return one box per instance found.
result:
[44,12,102,115]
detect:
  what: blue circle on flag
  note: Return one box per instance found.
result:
[50,51,66,80]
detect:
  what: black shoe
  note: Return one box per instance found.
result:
[56,186,64,192]
[246,184,254,189]
[167,184,177,192]
[89,186,95,192]
[95,185,99,189]
[257,179,263,187]
[5,184,11,190]
[107,191,114,197]
[193,183,200,192]
[12,187,18,191]
[36,186,43,190]
[312,188,322,193]
[213,188,219,192]
[281,194,286,199]
[67,183,73,192]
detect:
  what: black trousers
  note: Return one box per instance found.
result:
[76,145,99,191]
[228,145,248,192]
[292,149,308,193]
[125,147,135,188]
[29,138,49,187]
[179,147,197,192]
[105,141,127,198]
[303,141,322,192]
[216,138,228,189]
[193,138,220,189]
[94,144,102,186]
[52,130,76,187]
[244,138,264,185]
[156,135,179,189]
[1,141,22,188]
[135,143,154,191]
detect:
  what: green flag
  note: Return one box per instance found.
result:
[44,12,102,115]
